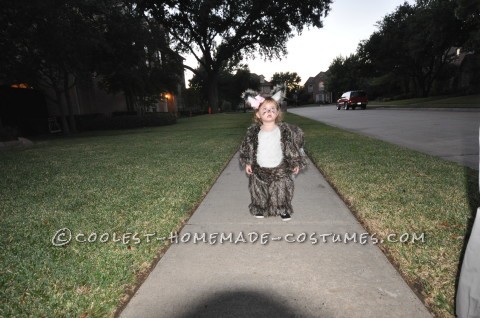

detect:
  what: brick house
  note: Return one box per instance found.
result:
[249,74,273,95]
[303,71,332,104]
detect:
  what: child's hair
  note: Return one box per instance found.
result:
[254,97,283,124]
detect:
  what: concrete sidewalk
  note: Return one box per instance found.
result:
[120,153,432,318]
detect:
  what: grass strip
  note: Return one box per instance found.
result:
[285,112,479,318]
[369,94,480,107]
[2,110,476,317]
[0,113,252,317]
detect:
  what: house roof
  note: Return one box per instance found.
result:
[251,73,272,85]
[303,77,315,86]
[314,72,326,81]
[304,71,327,86]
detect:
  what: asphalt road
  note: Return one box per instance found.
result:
[288,105,480,170]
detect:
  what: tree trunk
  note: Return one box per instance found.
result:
[420,75,429,97]
[125,89,135,112]
[54,88,70,135]
[403,78,410,96]
[423,80,432,97]
[413,75,427,97]
[64,73,77,133]
[207,71,219,113]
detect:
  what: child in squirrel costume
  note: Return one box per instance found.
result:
[239,87,307,221]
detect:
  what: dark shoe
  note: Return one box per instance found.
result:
[281,213,291,221]
[254,212,265,219]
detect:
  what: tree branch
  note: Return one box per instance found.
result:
[183,64,200,76]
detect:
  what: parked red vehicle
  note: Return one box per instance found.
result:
[336,90,368,110]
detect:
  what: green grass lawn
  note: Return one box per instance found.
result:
[1,111,476,317]
[284,113,478,318]
[0,114,252,317]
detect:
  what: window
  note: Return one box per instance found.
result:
[351,91,366,97]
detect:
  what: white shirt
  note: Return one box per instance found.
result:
[257,126,283,168]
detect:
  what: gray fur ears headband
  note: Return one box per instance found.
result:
[241,84,285,109]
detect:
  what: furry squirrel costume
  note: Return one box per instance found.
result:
[239,87,307,217]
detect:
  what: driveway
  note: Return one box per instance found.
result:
[288,105,480,170]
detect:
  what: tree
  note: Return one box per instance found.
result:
[408,0,465,96]
[271,72,301,101]
[455,0,480,52]
[189,63,259,111]
[220,65,260,111]
[0,0,96,134]
[0,0,182,134]
[325,55,368,99]
[357,0,464,97]
[144,0,332,112]
[96,2,183,112]
[357,3,417,97]
[325,57,346,99]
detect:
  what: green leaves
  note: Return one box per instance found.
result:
[271,72,301,99]
[356,0,466,98]
[146,0,332,109]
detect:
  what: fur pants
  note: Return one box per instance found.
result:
[248,163,294,217]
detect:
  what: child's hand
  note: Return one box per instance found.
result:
[293,166,300,174]
[246,164,253,175]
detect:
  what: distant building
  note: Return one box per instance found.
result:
[258,75,273,95]
[302,72,332,104]
[41,47,186,120]
[250,74,273,96]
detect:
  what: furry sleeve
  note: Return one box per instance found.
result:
[239,124,259,167]
[284,123,308,169]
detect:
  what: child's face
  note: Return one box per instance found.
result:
[256,101,279,124]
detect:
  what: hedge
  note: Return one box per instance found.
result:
[75,112,177,131]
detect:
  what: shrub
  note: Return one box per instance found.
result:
[0,125,18,141]
[178,110,208,117]
[142,112,177,127]
[75,113,107,131]
[75,112,176,132]
[111,111,138,117]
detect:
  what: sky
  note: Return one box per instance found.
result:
[183,0,415,86]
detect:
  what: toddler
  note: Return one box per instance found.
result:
[239,89,307,220]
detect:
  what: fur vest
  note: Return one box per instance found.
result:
[239,122,307,171]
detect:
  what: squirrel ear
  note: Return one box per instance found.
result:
[272,90,283,102]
